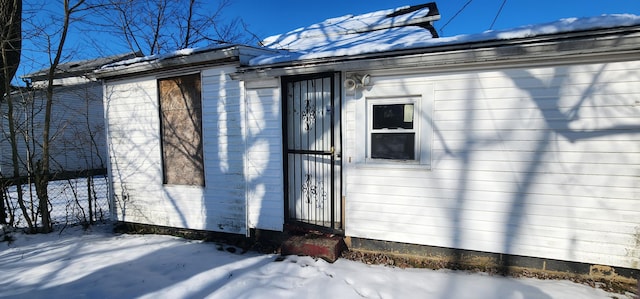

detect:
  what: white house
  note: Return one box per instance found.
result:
[1,52,141,177]
[95,3,640,272]
[94,46,281,234]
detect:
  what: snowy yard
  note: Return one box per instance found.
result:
[3,176,110,228]
[0,225,634,299]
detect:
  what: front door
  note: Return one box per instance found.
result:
[283,73,342,231]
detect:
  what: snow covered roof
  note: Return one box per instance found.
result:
[23,52,143,81]
[99,44,233,70]
[93,44,277,79]
[253,3,440,65]
[249,4,640,66]
[93,2,640,77]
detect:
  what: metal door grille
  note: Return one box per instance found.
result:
[283,74,341,230]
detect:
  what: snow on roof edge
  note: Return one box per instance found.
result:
[98,44,240,72]
[249,14,640,66]
[94,13,640,73]
[260,3,438,50]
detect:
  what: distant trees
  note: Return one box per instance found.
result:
[99,0,248,56]
[2,0,250,232]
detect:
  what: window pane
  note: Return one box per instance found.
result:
[371,133,415,160]
[372,104,413,129]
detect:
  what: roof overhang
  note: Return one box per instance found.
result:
[234,25,640,80]
[23,52,143,82]
[92,45,277,80]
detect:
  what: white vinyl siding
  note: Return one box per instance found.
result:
[201,67,247,234]
[344,60,640,269]
[1,82,106,175]
[245,79,284,231]
[104,65,249,234]
[104,78,166,225]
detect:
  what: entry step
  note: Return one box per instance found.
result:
[281,234,346,263]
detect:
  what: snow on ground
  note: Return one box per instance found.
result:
[4,176,110,228]
[0,224,633,299]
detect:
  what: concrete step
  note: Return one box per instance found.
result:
[281,234,346,263]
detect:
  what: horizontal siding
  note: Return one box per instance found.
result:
[104,78,166,226]
[348,170,637,198]
[0,83,106,175]
[245,84,284,231]
[106,69,285,234]
[201,66,247,234]
[105,67,248,234]
[344,60,640,269]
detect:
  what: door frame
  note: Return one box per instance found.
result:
[281,72,343,233]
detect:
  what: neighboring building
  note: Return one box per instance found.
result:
[0,52,141,177]
[95,3,640,272]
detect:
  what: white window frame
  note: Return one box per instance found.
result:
[366,97,420,162]
[355,79,433,169]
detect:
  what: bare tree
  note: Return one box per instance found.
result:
[101,0,246,56]
[0,0,20,98]
[0,0,28,228]
[32,0,96,232]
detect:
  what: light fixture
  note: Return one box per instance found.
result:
[344,73,371,90]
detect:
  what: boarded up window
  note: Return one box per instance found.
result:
[158,73,204,186]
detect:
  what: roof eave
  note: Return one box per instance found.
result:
[22,51,144,81]
[92,45,277,80]
[235,25,640,79]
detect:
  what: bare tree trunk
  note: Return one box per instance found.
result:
[34,0,86,233]
[0,181,6,224]
[3,89,33,231]
[0,0,31,230]
[0,0,20,97]
[87,176,93,224]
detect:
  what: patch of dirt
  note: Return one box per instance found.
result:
[341,250,638,296]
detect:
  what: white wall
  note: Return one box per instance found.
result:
[201,66,248,234]
[105,66,249,234]
[245,79,284,231]
[104,77,166,226]
[343,60,640,269]
[0,82,106,176]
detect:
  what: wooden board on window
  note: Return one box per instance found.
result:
[158,73,204,186]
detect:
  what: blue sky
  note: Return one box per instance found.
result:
[233,0,640,38]
[17,0,640,79]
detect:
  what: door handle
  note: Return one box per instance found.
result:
[330,146,341,158]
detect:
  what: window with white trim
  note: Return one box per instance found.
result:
[355,79,433,168]
[368,98,419,160]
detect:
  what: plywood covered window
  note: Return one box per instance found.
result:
[158,73,204,186]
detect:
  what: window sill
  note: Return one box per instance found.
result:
[162,184,205,189]
[355,160,432,171]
